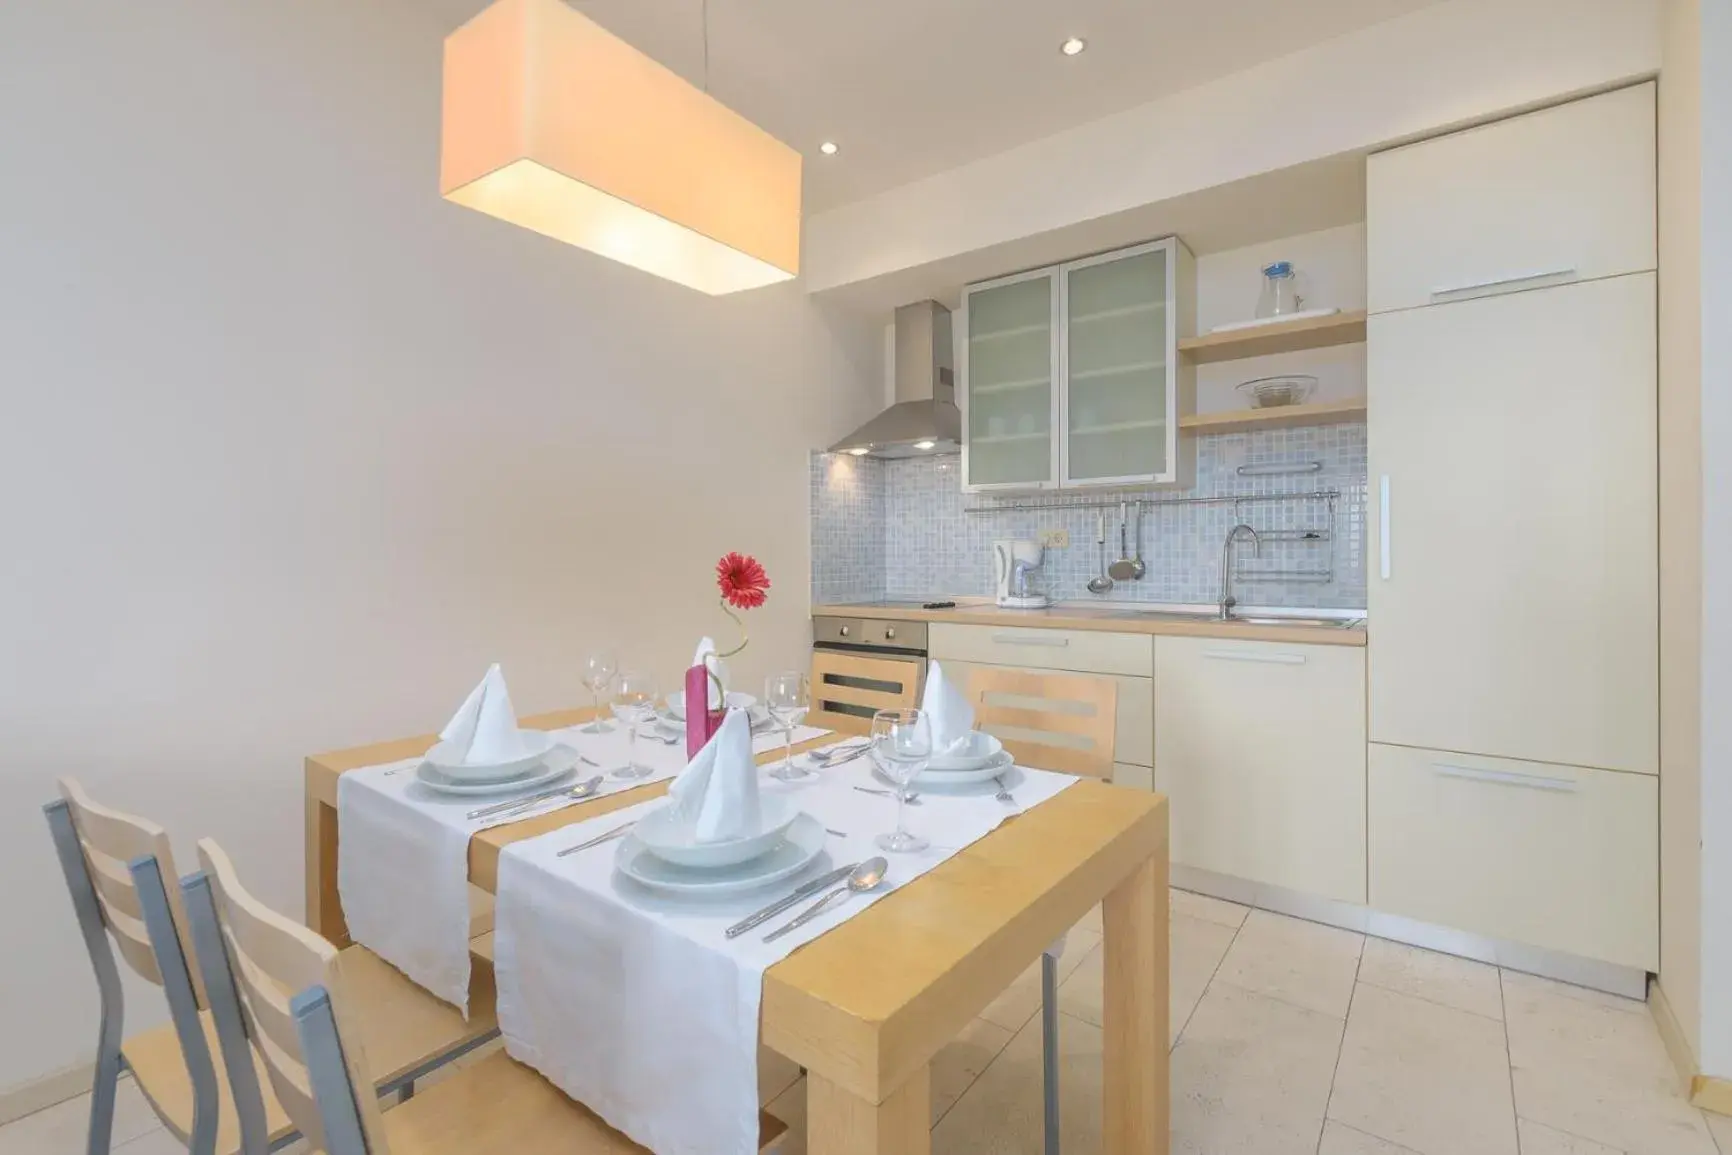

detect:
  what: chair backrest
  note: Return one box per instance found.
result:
[56,779,204,999]
[810,651,921,735]
[961,668,1117,778]
[196,838,390,1155]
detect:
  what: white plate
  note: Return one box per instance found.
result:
[634,796,801,869]
[423,730,557,783]
[655,706,775,735]
[927,732,1005,772]
[415,746,577,797]
[615,813,827,896]
[916,749,1017,787]
[665,690,758,720]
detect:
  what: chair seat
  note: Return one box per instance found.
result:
[125,943,499,1153]
[381,1051,788,1155]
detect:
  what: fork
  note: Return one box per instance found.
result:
[853,785,922,806]
[992,774,1019,809]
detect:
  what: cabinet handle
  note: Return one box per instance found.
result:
[991,633,1069,647]
[1431,763,1579,794]
[1430,267,1578,303]
[1201,649,1306,665]
[1379,476,1391,581]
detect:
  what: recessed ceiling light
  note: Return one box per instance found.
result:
[914,440,936,450]
[819,141,839,156]
[846,446,870,456]
[1061,36,1087,56]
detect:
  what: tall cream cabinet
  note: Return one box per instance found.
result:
[1366,83,1658,971]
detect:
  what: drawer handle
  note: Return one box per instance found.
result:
[991,634,1069,647]
[1432,763,1579,793]
[1201,649,1306,665]
[1430,267,1578,303]
[1379,476,1391,581]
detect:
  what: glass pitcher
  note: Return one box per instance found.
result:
[1256,261,1302,319]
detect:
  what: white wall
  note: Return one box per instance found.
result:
[1694,0,1732,1080]
[1193,224,1367,414]
[1658,0,1705,1069]
[804,0,1660,295]
[0,0,881,1097]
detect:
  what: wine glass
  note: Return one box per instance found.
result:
[764,672,811,782]
[580,650,617,733]
[869,709,931,853]
[610,671,658,780]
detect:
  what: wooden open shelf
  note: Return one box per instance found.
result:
[1179,399,1367,434]
[1178,309,1368,363]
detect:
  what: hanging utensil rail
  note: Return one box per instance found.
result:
[963,489,1340,514]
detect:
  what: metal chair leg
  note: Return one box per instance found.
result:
[294,986,371,1155]
[131,856,220,1155]
[183,871,277,1155]
[44,801,124,1155]
[1041,951,1060,1155]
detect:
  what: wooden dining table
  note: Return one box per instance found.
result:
[304,706,1170,1155]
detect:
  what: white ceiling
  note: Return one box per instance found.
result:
[429,0,1449,213]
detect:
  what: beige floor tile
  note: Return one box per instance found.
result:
[1519,1117,1627,1154]
[1075,902,1103,934]
[931,1011,1103,1155]
[930,1017,1017,1125]
[1503,971,1717,1155]
[978,928,1100,1032]
[1060,914,1238,1045]
[1214,909,1364,1019]
[0,1077,162,1155]
[1172,887,1251,929]
[1357,936,1504,1021]
[1170,981,1344,1154]
[1327,982,1517,1155]
[1318,1119,1425,1153]
[111,1129,180,1155]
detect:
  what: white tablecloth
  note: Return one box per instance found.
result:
[493,747,1076,1155]
[336,718,828,1012]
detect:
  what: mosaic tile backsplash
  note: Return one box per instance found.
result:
[810,422,1368,610]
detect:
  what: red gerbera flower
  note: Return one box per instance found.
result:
[716,552,770,610]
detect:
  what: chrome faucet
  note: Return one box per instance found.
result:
[1219,524,1260,619]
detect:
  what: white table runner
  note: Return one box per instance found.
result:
[337,718,828,1012]
[493,747,1076,1155]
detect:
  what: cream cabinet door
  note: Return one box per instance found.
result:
[1367,274,1657,774]
[1368,743,1657,970]
[1154,637,1366,904]
[1367,83,1655,314]
[928,624,1154,678]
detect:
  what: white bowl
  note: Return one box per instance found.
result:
[665,690,759,721]
[633,795,801,869]
[926,731,1004,772]
[422,730,556,783]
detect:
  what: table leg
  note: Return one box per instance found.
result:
[1103,851,1169,1154]
[806,1067,929,1155]
[305,795,349,946]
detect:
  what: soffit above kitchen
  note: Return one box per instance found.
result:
[425,0,1449,213]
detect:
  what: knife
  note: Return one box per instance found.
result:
[725,862,859,940]
[466,775,592,822]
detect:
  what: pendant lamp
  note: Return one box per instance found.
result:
[441,0,802,295]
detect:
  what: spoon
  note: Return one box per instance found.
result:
[764,857,888,942]
[1129,500,1146,580]
[812,741,869,763]
[467,775,604,821]
[1087,510,1114,594]
[1108,500,1137,581]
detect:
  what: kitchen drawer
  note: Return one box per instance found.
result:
[1368,743,1657,970]
[1367,83,1655,314]
[1156,637,1366,904]
[929,623,1153,678]
[933,657,1152,767]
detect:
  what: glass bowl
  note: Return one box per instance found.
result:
[1237,374,1318,409]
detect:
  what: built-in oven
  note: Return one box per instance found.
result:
[810,616,928,727]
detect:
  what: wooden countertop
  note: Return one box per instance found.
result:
[812,601,1366,647]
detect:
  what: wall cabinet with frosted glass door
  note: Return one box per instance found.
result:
[960,236,1194,493]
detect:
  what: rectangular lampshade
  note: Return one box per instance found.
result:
[441,0,802,295]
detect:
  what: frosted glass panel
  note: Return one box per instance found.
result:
[968,276,1053,487]
[1067,248,1168,482]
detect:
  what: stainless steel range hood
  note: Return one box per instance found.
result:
[829,301,958,459]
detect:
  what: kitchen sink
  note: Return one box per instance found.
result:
[1225,615,1362,629]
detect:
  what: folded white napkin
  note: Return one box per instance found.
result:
[692,637,727,709]
[922,660,976,756]
[667,708,761,842]
[440,663,529,764]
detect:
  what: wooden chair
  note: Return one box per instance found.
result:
[808,650,920,735]
[960,668,1119,1155]
[189,838,788,1155]
[45,780,500,1155]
